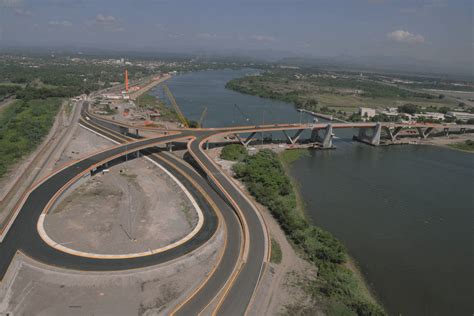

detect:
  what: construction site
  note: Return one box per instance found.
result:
[91,69,209,131]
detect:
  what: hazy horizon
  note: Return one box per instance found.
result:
[1,0,472,75]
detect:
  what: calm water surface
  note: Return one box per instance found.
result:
[152,69,474,315]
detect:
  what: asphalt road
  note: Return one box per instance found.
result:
[80,117,246,315]
[87,108,270,315]
[188,134,267,315]
[0,132,221,280]
[0,105,294,315]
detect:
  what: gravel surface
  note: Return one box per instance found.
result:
[44,157,198,255]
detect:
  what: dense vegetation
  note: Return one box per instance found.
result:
[231,148,384,315]
[0,98,62,177]
[226,71,434,106]
[220,144,248,161]
[0,57,151,95]
[0,84,23,101]
[225,70,457,122]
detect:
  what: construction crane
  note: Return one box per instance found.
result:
[163,85,189,128]
[198,107,207,128]
[233,104,252,124]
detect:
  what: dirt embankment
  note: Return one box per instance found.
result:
[210,147,319,315]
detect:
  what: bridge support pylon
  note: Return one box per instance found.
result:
[357,122,381,146]
[235,132,257,147]
[384,126,403,141]
[283,129,304,145]
[311,124,334,148]
[416,127,434,139]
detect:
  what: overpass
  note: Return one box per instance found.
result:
[87,110,473,149]
[1,102,472,315]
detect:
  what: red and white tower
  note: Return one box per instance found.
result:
[124,69,129,92]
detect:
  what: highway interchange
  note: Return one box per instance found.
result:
[0,101,271,315]
[1,100,472,315]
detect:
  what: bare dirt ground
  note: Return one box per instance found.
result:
[44,157,198,255]
[210,147,318,315]
[0,227,224,316]
[1,122,221,315]
[418,133,474,148]
[49,122,112,171]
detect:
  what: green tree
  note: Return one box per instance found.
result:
[398,103,418,115]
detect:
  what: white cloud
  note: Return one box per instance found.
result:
[48,20,72,28]
[250,34,276,43]
[387,30,425,44]
[195,32,217,40]
[167,33,184,39]
[86,14,123,32]
[95,14,116,24]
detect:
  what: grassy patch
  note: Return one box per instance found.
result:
[220,144,248,161]
[270,238,283,264]
[225,71,456,118]
[233,149,385,315]
[136,92,179,122]
[279,148,310,166]
[0,98,62,179]
[448,139,474,152]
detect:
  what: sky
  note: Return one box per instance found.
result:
[0,0,472,67]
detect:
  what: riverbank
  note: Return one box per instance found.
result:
[414,133,474,152]
[221,145,385,315]
[279,149,384,314]
[129,74,171,100]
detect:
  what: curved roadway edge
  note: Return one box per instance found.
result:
[84,109,272,315]
[36,135,205,259]
[187,135,269,316]
[72,117,246,316]
[0,133,223,283]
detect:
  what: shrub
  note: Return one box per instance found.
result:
[220,144,248,161]
[231,149,385,315]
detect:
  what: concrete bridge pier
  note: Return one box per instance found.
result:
[311,124,334,148]
[119,126,129,135]
[416,127,434,139]
[283,129,304,145]
[357,122,381,146]
[235,132,257,147]
[384,126,403,141]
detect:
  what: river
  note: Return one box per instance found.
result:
[151,69,474,315]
